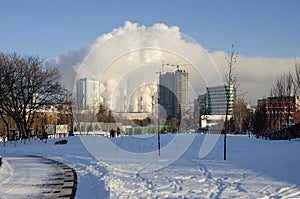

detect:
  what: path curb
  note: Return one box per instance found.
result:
[28,155,77,198]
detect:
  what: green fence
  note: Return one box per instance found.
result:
[125,125,171,135]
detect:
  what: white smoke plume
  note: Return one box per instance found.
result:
[48,21,299,107]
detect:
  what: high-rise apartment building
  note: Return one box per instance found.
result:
[159,69,189,119]
[76,78,100,112]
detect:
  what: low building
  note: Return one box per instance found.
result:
[258,95,300,129]
[200,114,231,133]
[115,111,150,120]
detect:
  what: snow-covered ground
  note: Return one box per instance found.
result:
[0,156,75,198]
[0,134,299,198]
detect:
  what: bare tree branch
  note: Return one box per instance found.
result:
[0,52,66,139]
[223,45,239,160]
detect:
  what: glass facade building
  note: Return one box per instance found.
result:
[194,85,235,131]
[207,85,235,115]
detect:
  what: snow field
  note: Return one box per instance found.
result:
[0,134,299,198]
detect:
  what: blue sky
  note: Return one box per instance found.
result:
[1,0,299,60]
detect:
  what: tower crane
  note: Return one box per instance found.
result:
[158,61,192,75]
[163,61,192,71]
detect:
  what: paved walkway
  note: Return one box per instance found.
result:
[0,156,77,198]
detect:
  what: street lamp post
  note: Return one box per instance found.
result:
[158,98,161,156]
[157,71,161,156]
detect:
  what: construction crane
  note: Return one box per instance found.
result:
[163,61,192,71]
[161,61,166,74]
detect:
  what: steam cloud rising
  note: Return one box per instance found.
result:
[48,21,298,107]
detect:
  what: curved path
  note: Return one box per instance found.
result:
[0,156,77,198]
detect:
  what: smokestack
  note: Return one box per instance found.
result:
[124,96,126,112]
[152,95,155,117]
[140,96,143,112]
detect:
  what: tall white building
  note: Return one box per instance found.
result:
[159,69,189,119]
[76,78,100,112]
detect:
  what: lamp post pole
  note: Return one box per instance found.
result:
[156,70,161,156]
[157,87,161,156]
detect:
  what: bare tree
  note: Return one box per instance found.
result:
[57,91,75,136]
[285,72,294,126]
[270,75,284,129]
[232,98,247,133]
[223,45,238,160]
[293,60,300,95]
[270,72,295,129]
[253,104,267,137]
[0,52,65,140]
